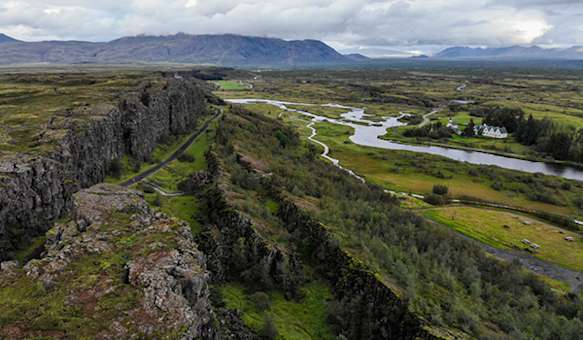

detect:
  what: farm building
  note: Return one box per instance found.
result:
[474,124,508,139]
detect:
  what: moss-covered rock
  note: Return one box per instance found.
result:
[0,184,213,339]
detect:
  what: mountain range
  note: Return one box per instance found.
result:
[434,45,583,60]
[3,32,583,65]
[0,33,362,66]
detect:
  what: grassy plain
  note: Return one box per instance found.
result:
[423,206,583,271]
[213,80,248,91]
[313,121,583,218]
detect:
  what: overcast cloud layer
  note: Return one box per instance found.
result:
[1,0,582,56]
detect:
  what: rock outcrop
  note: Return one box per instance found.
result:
[199,185,304,298]
[196,152,304,297]
[0,77,208,259]
[0,184,213,339]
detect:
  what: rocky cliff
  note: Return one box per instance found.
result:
[0,184,213,338]
[196,151,304,297]
[0,77,209,260]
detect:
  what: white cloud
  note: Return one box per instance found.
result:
[0,0,581,54]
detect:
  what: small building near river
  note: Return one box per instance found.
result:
[474,124,508,139]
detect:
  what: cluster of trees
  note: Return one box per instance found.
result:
[403,122,453,139]
[472,106,524,133]
[515,115,583,161]
[473,106,583,162]
[424,184,449,205]
[217,107,583,339]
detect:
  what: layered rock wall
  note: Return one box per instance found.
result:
[0,78,208,259]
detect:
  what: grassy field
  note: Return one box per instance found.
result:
[424,206,583,271]
[144,194,202,234]
[213,80,248,91]
[485,100,583,128]
[218,281,334,339]
[105,132,194,185]
[286,104,349,119]
[312,121,583,218]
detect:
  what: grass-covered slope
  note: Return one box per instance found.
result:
[213,105,583,339]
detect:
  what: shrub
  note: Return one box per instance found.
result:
[491,182,503,191]
[140,183,155,194]
[152,194,161,207]
[251,291,271,311]
[130,159,142,173]
[432,184,449,195]
[109,159,122,178]
[178,153,195,163]
[425,194,447,206]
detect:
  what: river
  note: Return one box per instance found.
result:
[226,99,583,182]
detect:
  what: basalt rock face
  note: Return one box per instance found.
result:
[0,184,213,339]
[0,78,208,260]
[199,185,304,298]
[196,152,304,297]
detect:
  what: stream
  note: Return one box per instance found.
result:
[226,99,583,182]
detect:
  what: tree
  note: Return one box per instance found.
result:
[251,292,271,311]
[463,119,476,137]
[109,158,122,178]
[432,184,449,195]
[546,131,573,160]
[153,193,161,207]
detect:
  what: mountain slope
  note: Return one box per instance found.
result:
[0,33,354,66]
[0,34,19,44]
[434,45,583,60]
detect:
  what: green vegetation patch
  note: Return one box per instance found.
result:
[424,206,583,271]
[218,281,334,339]
[213,80,248,91]
[313,120,583,219]
[146,194,202,235]
[149,120,216,191]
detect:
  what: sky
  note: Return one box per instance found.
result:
[1,0,582,56]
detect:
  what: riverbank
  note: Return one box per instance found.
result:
[227,98,583,182]
[381,127,583,172]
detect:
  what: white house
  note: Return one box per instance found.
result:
[473,124,508,139]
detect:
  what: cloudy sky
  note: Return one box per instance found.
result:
[1,0,582,56]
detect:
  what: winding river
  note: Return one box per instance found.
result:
[226,99,583,182]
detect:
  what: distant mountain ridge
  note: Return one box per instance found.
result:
[434,45,583,60]
[0,33,19,43]
[0,33,364,66]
